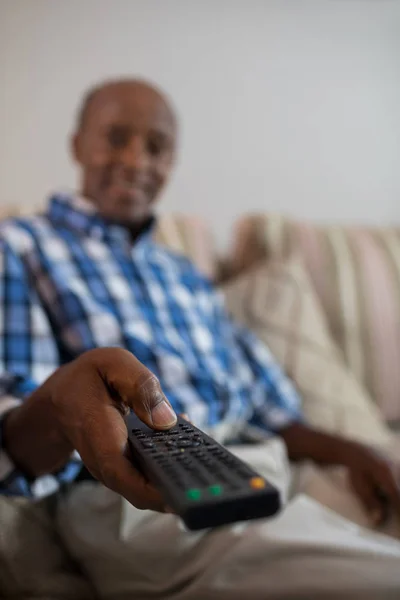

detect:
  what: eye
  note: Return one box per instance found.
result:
[147,134,169,157]
[107,126,131,148]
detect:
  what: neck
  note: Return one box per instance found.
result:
[78,190,155,242]
[127,218,154,243]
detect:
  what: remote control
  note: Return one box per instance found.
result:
[126,413,281,531]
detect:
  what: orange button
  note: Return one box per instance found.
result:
[250,477,265,489]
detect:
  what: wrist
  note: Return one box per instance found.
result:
[2,403,26,454]
[332,437,365,468]
[3,390,73,477]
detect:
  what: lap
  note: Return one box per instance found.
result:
[56,439,400,600]
[0,494,94,599]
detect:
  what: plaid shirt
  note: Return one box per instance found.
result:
[0,194,301,498]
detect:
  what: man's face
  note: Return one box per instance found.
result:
[72,83,176,227]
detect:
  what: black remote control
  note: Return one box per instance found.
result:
[126,413,281,531]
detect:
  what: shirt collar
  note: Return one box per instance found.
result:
[47,193,156,250]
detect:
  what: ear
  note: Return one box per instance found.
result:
[167,141,177,169]
[70,132,83,164]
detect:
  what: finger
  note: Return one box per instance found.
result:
[76,402,165,511]
[99,455,165,512]
[373,461,400,516]
[349,471,384,525]
[95,348,177,430]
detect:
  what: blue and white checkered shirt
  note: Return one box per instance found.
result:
[0,194,301,498]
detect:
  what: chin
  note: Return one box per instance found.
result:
[100,192,153,224]
[109,204,154,228]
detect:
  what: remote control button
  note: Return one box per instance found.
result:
[210,450,223,457]
[177,440,193,448]
[168,450,181,456]
[186,488,201,500]
[142,441,154,448]
[250,477,265,489]
[165,441,176,447]
[209,485,223,496]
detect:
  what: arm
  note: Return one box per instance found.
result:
[212,288,400,522]
[281,421,400,522]
[0,238,68,494]
[0,240,177,508]
[200,282,303,432]
[4,347,177,510]
[3,384,74,478]
[209,286,361,462]
[280,421,356,465]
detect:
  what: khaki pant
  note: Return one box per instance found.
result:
[1,439,400,599]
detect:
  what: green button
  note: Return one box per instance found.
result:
[186,488,201,501]
[209,485,223,496]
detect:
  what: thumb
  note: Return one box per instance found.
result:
[91,347,177,429]
[349,470,385,525]
[130,369,177,429]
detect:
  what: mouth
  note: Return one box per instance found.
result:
[111,179,152,200]
[116,178,145,190]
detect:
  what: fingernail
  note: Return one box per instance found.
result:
[151,399,177,427]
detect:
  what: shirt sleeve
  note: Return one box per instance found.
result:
[232,322,303,432]
[205,282,303,433]
[0,238,82,498]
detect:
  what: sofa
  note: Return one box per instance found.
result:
[0,205,399,598]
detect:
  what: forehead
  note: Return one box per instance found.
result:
[83,86,176,136]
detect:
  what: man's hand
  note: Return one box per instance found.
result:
[281,422,400,526]
[3,348,177,512]
[346,446,400,525]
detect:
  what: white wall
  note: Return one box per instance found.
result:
[1,0,399,245]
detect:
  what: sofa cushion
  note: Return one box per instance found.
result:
[155,214,217,280]
[222,256,391,447]
[230,215,400,424]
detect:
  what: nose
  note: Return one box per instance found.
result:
[118,136,148,170]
